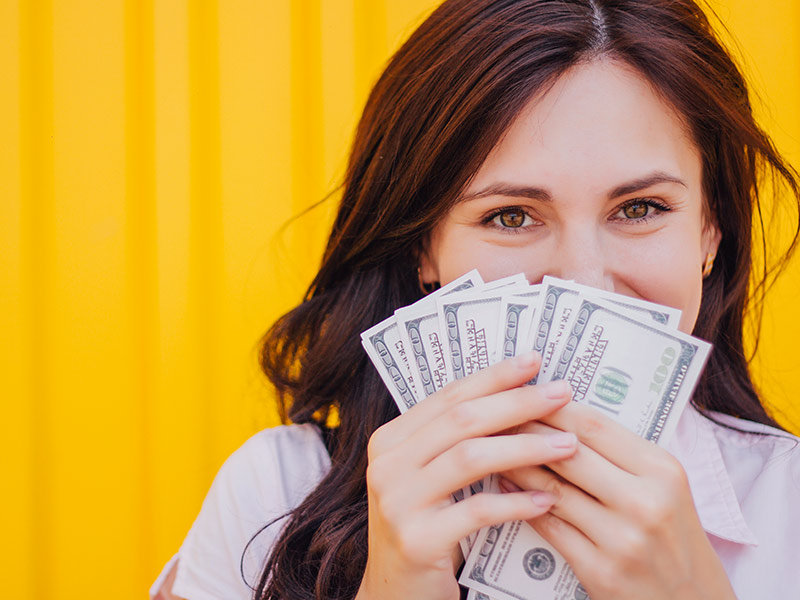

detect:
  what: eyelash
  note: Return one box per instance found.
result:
[481,198,672,232]
[611,198,672,224]
[480,206,539,233]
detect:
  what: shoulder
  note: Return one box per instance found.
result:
[703,410,800,469]
[205,423,332,524]
[700,409,800,489]
[695,412,800,594]
[223,423,332,498]
[149,423,331,600]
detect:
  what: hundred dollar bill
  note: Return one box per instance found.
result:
[495,287,542,362]
[438,283,530,381]
[530,277,682,383]
[360,315,421,413]
[551,297,705,442]
[460,300,710,600]
[537,293,680,386]
[385,271,487,558]
[395,270,485,399]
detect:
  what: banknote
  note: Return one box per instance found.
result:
[438,283,530,381]
[361,271,488,412]
[396,270,484,399]
[459,300,710,600]
[360,315,421,412]
[531,277,683,382]
[495,287,542,362]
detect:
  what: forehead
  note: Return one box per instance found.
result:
[468,59,702,195]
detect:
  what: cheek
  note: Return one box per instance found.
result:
[617,238,704,334]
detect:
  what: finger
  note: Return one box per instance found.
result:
[404,380,572,468]
[540,401,663,476]
[511,425,638,507]
[544,442,640,507]
[502,463,625,546]
[418,432,578,502]
[529,511,598,582]
[510,419,564,437]
[432,488,557,550]
[378,352,543,448]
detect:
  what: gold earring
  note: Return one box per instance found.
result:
[702,253,715,278]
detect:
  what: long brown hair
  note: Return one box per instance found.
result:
[249,1,800,598]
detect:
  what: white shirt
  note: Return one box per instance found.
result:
[150,405,800,599]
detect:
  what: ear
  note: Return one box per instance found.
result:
[701,215,722,259]
[416,240,440,287]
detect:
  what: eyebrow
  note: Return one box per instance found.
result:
[460,171,687,203]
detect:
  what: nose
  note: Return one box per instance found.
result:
[548,225,613,291]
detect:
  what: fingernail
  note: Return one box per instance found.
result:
[514,351,540,368]
[547,432,577,449]
[531,491,556,508]
[539,379,571,399]
[498,477,522,493]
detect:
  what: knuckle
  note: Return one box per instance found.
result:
[452,439,484,471]
[368,479,404,524]
[437,378,465,406]
[531,510,559,535]
[394,529,417,559]
[595,564,625,596]
[367,424,391,459]
[465,493,495,525]
[541,476,565,502]
[629,495,673,530]
[655,453,689,487]
[577,414,606,442]
[393,522,425,561]
[613,526,648,566]
[366,459,391,495]
[449,402,480,432]
[579,558,607,590]
[379,495,404,525]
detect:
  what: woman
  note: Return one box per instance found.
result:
[152,1,800,598]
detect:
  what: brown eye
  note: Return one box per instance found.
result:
[498,209,526,227]
[622,202,650,219]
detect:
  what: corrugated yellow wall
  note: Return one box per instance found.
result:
[1,2,797,598]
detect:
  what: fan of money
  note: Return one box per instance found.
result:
[361,271,710,600]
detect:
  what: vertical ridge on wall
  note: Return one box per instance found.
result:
[290,0,325,271]
[188,0,222,478]
[355,0,388,113]
[0,2,28,594]
[125,0,158,585]
[152,0,198,569]
[17,1,55,598]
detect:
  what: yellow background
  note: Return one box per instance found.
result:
[2,1,798,598]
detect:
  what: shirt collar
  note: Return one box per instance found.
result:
[667,403,759,546]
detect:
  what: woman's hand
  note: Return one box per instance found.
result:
[502,402,737,600]
[355,352,577,600]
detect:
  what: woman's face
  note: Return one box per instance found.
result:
[420,60,720,334]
